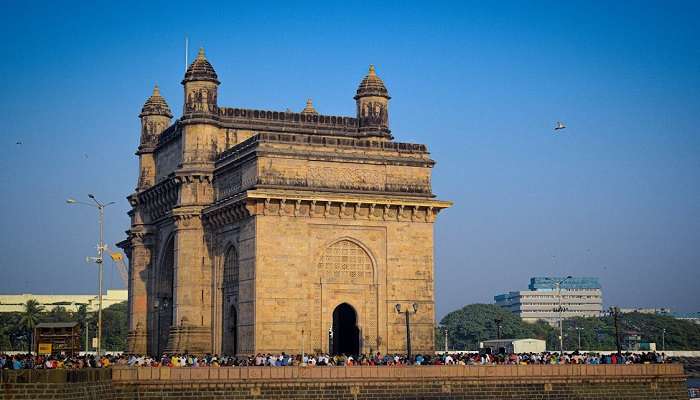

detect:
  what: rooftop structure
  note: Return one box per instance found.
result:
[495,277,603,325]
[0,289,127,313]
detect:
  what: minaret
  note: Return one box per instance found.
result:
[354,65,392,140]
[137,85,172,190]
[182,48,219,116]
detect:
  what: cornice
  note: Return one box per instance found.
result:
[203,189,451,228]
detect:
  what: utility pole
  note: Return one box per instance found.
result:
[66,194,114,357]
[97,199,104,357]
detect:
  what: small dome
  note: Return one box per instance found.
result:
[354,65,390,100]
[182,48,220,84]
[300,99,318,115]
[140,85,173,118]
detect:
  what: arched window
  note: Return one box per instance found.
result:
[223,246,239,296]
[222,246,239,355]
[319,240,373,284]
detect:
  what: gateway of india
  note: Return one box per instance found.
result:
[119,49,451,356]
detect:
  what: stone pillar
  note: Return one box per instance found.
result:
[166,213,212,354]
[126,232,152,354]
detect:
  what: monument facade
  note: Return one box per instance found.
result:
[119,49,451,356]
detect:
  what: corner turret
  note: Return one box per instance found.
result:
[355,65,391,140]
[182,48,219,116]
[137,85,172,189]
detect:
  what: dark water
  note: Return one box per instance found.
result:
[690,378,700,388]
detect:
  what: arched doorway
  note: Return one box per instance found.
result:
[332,303,359,355]
[156,237,174,355]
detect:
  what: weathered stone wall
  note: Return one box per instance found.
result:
[0,369,114,400]
[252,212,436,355]
[1,365,686,400]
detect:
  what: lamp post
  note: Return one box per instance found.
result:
[395,303,418,361]
[609,306,622,357]
[67,195,114,357]
[443,325,448,353]
[575,327,583,350]
[545,276,572,355]
[662,328,666,352]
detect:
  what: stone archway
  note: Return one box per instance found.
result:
[332,303,360,356]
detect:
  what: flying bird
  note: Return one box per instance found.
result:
[16,141,22,145]
[554,121,566,131]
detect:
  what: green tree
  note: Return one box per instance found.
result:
[19,299,44,351]
[45,305,72,323]
[438,304,555,350]
[102,301,128,351]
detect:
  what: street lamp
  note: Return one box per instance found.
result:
[575,327,584,350]
[396,303,418,361]
[545,276,572,355]
[494,318,503,340]
[662,328,666,352]
[67,194,115,357]
[442,325,448,353]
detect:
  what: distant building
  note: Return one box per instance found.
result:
[495,277,603,325]
[0,289,127,313]
[479,338,546,354]
[672,312,700,324]
[619,308,672,315]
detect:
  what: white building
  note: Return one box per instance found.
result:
[480,338,546,354]
[0,289,127,313]
[495,277,603,325]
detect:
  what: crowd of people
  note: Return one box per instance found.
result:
[0,351,669,369]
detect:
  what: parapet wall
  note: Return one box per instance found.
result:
[1,365,688,400]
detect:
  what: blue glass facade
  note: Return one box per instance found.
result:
[528,277,601,291]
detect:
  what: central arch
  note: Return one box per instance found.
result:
[332,303,359,356]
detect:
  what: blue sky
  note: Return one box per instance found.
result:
[0,1,698,317]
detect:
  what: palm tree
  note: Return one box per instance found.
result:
[20,299,44,352]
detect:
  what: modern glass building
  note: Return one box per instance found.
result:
[495,277,603,325]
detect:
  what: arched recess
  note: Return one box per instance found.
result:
[222,245,239,355]
[156,235,175,355]
[318,238,378,354]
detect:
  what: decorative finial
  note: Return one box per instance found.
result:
[197,47,206,59]
[368,64,376,76]
[301,98,318,115]
[152,84,160,96]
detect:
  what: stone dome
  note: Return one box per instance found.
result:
[140,85,173,118]
[354,65,390,100]
[182,48,220,85]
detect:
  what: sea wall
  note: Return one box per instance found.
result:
[0,364,688,400]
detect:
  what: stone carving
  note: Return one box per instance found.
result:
[319,240,373,284]
[307,166,384,192]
